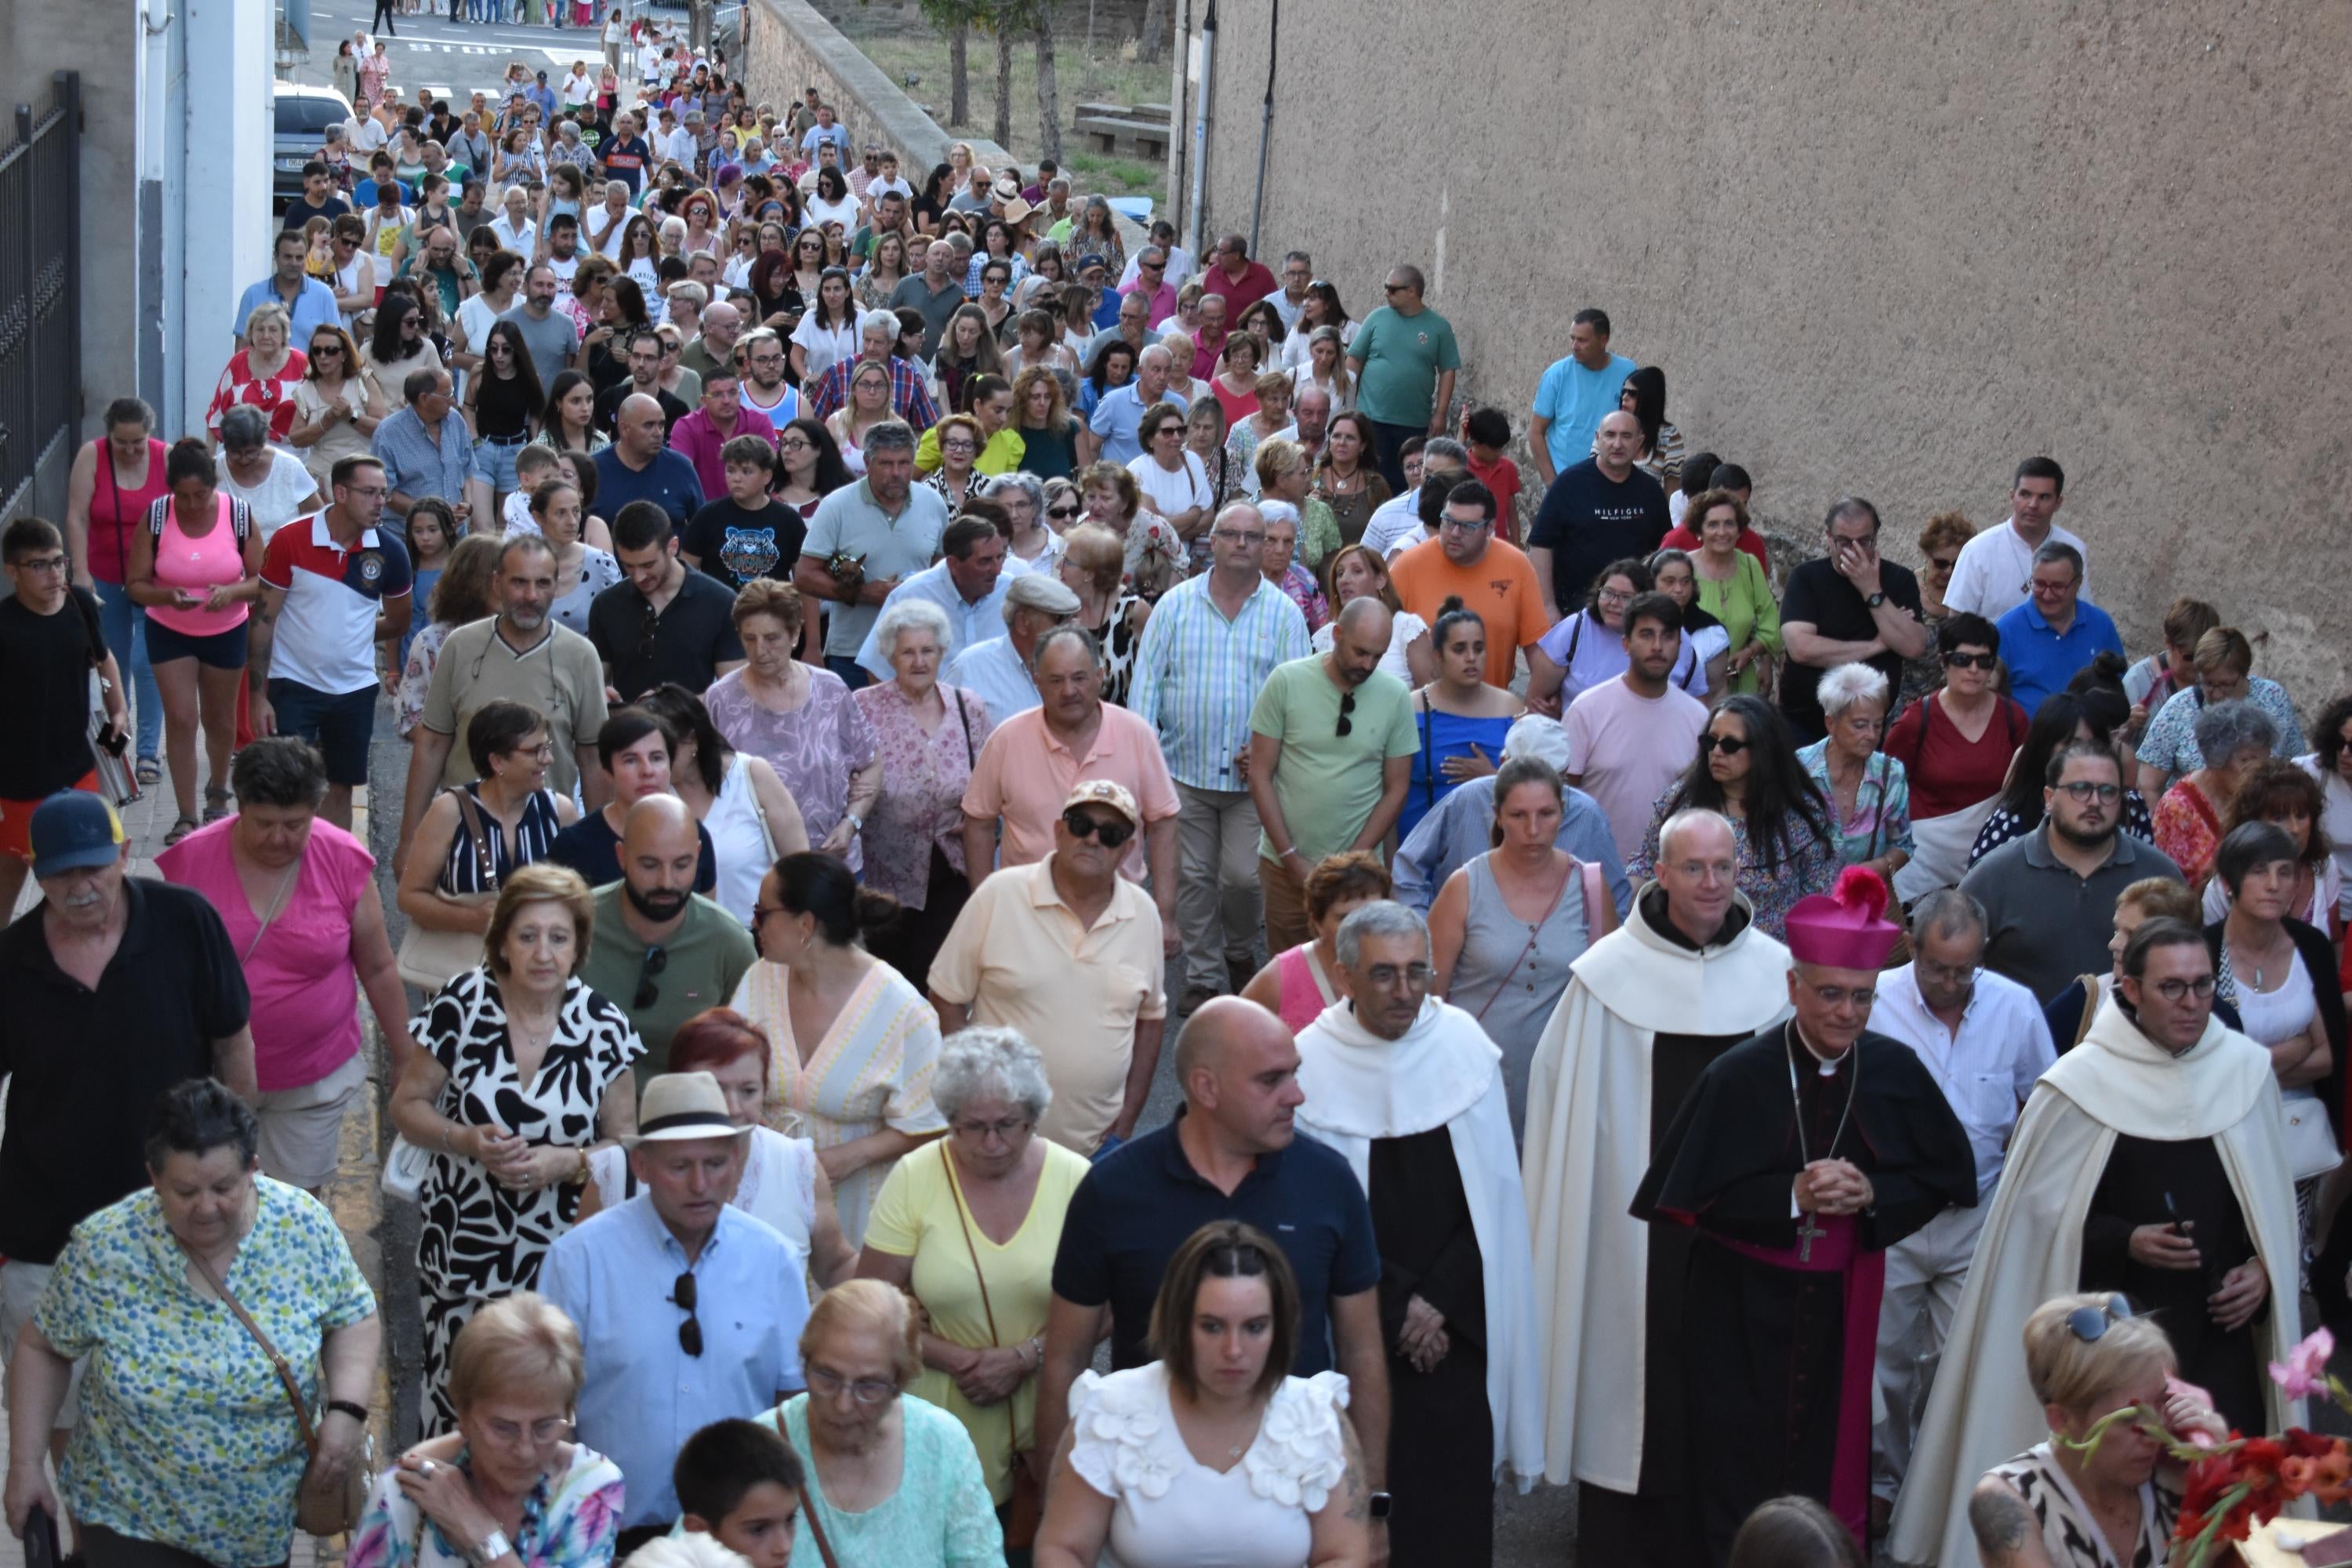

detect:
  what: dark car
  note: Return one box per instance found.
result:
[274,82,355,209]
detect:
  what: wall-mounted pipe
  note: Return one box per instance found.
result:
[1183,0,1215,261]
[1247,0,1275,257]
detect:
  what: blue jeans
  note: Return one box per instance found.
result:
[824,655,873,691]
[93,578,163,762]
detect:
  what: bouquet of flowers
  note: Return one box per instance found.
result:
[2069,1327,2352,1565]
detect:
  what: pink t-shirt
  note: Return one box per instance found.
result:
[960,704,1181,881]
[155,817,375,1091]
[1563,676,1711,864]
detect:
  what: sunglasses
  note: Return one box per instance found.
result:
[1062,808,1136,849]
[1697,732,1751,756]
[634,943,668,1009]
[1929,557,1958,572]
[2064,1294,2133,1344]
[1047,505,1080,520]
[670,1269,703,1356]
[1942,651,1998,670]
[1337,690,1356,738]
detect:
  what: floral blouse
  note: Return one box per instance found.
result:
[348,1443,624,1568]
[207,349,310,446]
[706,666,880,874]
[2152,776,2227,887]
[1273,563,1329,635]
[1796,738,1916,867]
[853,680,996,910]
[397,620,455,738]
[38,1178,377,1568]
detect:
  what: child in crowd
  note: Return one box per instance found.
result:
[1461,405,1523,546]
[676,1417,807,1568]
[505,445,563,532]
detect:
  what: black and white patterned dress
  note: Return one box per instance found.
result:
[1985,1443,2180,1568]
[411,968,644,1430]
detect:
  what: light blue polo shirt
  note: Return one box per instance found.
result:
[1532,350,1635,474]
[1994,597,2125,716]
[232,275,342,346]
[1084,383,1185,466]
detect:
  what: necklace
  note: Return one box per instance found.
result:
[1785,1022,1862,1262]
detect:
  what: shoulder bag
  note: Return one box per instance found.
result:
[1468,855,1579,1025]
[941,1142,1042,1547]
[771,1412,844,1568]
[395,789,499,989]
[176,1237,372,1537]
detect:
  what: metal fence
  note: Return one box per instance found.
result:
[0,72,83,524]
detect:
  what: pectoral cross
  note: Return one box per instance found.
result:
[1796,1211,1827,1263]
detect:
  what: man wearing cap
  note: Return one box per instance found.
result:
[930,781,1167,1157]
[539,1070,811,1552]
[1631,866,1975,1560]
[1392,717,1628,916]
[938,570,1080,721]
[1521,808,1789,1564]
[0,792,258,1441]
[577,797,755,1078]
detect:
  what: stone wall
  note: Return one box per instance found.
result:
[742,0,1011,179]
[1164,1,2352,703]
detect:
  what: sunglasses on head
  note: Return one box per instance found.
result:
[1062,808,1136,848]
[2064,1294,2133,1344]
[1942,651,1998,670]
[1697,732,1751,756]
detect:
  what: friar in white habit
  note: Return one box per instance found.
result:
[1520,808,1792,1566]
[1293,898,1545,1567]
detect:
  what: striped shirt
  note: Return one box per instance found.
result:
[1128,572,1310,789]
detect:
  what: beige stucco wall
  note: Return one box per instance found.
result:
[1169,2,2352,705]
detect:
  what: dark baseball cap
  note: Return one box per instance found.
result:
[29,791,125,876]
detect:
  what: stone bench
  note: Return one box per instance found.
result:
[1075,113,1169,161]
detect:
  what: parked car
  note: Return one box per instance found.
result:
[274,82,354,209]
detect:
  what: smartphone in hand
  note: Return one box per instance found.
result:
[22,1504,59,1568]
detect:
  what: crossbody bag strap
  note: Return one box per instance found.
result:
[773,1412,844,1568]
[956,688,975,769]
[1418,692,1434,808]
[178,1236,319,1452]
[1470,855,1573,1025]
[941,1142,1003,1348]
[453,787,499,889]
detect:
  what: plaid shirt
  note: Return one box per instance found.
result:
[811,354,939,430]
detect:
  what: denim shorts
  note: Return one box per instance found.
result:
[470,434,531,492]
[267,678,378,784]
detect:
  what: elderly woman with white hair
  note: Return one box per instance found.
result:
[856,1027,1089,1542]
[1794,661,1915,886]
[1393,715,1633,917]
[855,597,998,993]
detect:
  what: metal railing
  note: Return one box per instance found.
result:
[0,71,83,524]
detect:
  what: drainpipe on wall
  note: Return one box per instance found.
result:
[1183,0,1215,261]
[1246,0,1275,258]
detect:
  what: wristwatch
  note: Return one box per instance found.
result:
[1865,590,1886,608]
[467,1530,514,1566]
[1368,1490,1393,1522]
[845,810,866,833]
[325,1399,370,1424]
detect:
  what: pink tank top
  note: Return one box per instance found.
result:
[1275,943,1334,1036]
[144,493,251,637]
[89,438,170,584]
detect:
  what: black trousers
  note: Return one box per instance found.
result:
[370,0,397,31]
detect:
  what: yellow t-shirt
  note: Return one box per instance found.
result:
[861,1138,1091,1503]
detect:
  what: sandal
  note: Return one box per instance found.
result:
[136,757,162,785]
[204,786,233,823]
[165,815,198,847]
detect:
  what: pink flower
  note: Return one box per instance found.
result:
[2269,1328,2335,1399]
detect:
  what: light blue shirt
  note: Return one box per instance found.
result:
[1393,774,1632,918]
[851,554,1029,679]
[1992,597,2125,717]
[942,633,1039,720]
[1128,572,1310,789]
[1532,350,1635,475]
[539,1194,810,1527]
[1084,383,1184,466]
[234,275,343,346]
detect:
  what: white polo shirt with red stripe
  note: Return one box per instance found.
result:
[259,512,413,695]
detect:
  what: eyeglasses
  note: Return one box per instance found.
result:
[10,554,68,575]
[504,741,555,762]
[805,1365,897,1406]
[1062,809,1137,848]
[1337,690,1356,738]
[2151,975,2220,1002]
[1211,528,1265,546]
[1942,651,1998,670]
[1697,732,1750,756]
[1439,517,1490,534]
[2065,1294,2134,1344]
[634,943,669,1009]
[2056,781,2121,803]
[1808,983,1876,1007]
[951,1114,1032,1141]
[670,1269,703,1356]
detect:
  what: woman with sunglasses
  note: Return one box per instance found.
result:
[389,862,644,1430]
[1631,694,1835,938]
[463,319,549,524]
[289,323,386,492]
[360,285,445,410]
[1898,508,1979,710]
[1884,612,2030,897]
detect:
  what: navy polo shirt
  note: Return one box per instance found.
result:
[1051,1110,1381,1373]
[592,446,706,535]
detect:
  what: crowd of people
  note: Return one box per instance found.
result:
[4,16,2351,1568]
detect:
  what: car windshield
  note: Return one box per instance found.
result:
[279,96,349,136]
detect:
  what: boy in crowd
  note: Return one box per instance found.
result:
[677,1418,806,1568]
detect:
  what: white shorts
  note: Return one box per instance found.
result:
[256,1051,370,1191]
[0,1260,82,1428]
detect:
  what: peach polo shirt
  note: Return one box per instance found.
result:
[959,703,1181,881]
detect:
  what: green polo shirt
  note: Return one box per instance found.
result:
[579,885,757,1077]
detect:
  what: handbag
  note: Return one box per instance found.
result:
[66,586,136,808]
[384,961,495,1203]
[941,1143,1042,1545]
[395,789,499,989]
[176,1237,371,1537]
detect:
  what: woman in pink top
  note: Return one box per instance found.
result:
[126,439,266,845]
[1238,851,1392,1029]
[155,737,419,1194]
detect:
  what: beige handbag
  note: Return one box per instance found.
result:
[395,791,497,990]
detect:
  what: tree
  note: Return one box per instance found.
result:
[1138,0,1169,64]
[993,17,1014,147]
[1031,2,1063,162]
[913,0,979,125]
[981,0,1062,162]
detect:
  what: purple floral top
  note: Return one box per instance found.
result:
[706,665,880,873]
[853,680,996,910]
[348,1443,622,1568]
[1274,563,1330,634]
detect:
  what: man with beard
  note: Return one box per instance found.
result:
[1522,808,1791,1563]
[1247,597,1418,952]
[1889,917,2299,1568]
[577,796,752,1076]
[1295,899,1546,1566]
[397,534,610,875]
[1560,590,1711,859]
[1632,866,1976,1558]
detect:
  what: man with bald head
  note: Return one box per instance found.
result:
[1247,596,1419,950]
[575,793,753,1076]
[1035,995,1392,1531]
[1523,808,1795,1563]
[1526,406,1671,624]
[593,388,706,536]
